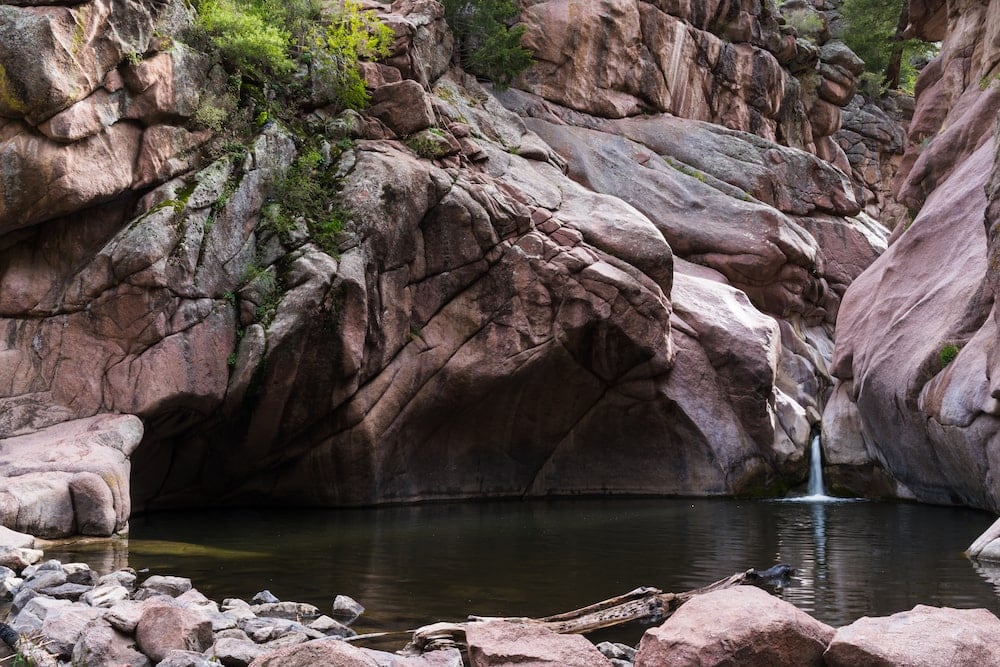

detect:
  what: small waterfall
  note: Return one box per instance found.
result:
[807,432,825,497]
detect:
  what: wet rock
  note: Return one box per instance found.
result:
[251,590,279,605]
[308,615,356,638]
[824,605,1000,666]
[250,601,320,620]
[635,586,833,666]
[332,595,365,625]
[465,620,613,667]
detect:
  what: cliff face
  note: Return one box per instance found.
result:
[0,0,888,534]
[823,0,1000,510]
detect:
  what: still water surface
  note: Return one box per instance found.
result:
[45,499,1000,643]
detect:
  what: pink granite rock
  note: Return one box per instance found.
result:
[824,605,1000,667]
[635,586,834,667]
[465,621,612,667]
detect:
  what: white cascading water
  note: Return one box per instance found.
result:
[807,432,825,497]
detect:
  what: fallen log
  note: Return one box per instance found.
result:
[389,569,755,655]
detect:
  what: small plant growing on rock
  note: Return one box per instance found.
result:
[269,146,349,256]
[939,344,960,367]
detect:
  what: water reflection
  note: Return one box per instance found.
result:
[43,499,1000,641]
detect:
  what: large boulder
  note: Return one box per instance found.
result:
[465,621,613,667]
[248,638,379,667]
[824,605,1000,666]
[634,586,834,666]
[0,415,141,537]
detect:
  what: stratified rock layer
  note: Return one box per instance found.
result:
[0,0,882,517]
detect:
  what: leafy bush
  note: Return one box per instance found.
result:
[442,0,532,88]
[195,0,295,79]
[190,0,392,109]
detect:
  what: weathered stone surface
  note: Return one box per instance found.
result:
[369,80,435,136]
[824,606,1000,667]
[135,602,213,662]
[140,575,193,598]
[40,605,107,658]
[248,638,379,667]
[635,586,834,667]
[72,618,152,667]
[824,139,999,507]
[212,636,269,666]
[466,621,613,667]
[0,415,141,537]
[968,517,1000,561]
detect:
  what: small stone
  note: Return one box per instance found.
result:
[307,615,355,639]
[10,596,73,634]
[251,601,320,620]
[140,574,192,597]
[38,582,93,600]
[252,590,280,605]
[40,605,107,658]
[212,636,269,666]
[332,595,365,625]
[84,584,131,608]
[156,649,217,667]
[98,569,137,591]
[105,599,146,634]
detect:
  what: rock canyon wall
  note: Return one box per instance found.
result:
[823,0,1000,511]
[0,0,899,535]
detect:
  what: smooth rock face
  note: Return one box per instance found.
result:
[0,0,884,518]
[821,0,1000,508]
[0,415,141,537]
[465,621,613,667]
[824,605,1000,667]
[635,586,834,667]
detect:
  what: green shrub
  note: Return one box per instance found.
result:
[443,0,532,88]
[939,344,960,367]
[190,0,392,110]
[270,147,348,255]
[195,0,295,79]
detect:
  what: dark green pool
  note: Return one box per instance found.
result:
[44,498,1000,644]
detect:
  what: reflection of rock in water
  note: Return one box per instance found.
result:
[41,536,129,574]
[970,561,1000,597]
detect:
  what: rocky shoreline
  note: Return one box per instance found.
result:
[4,527,1000,666]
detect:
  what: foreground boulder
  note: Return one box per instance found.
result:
[634,585,834,666]
[824,605,1000,667]
[465,621,613,667]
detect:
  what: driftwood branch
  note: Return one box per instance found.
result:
[391,569,754,655]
